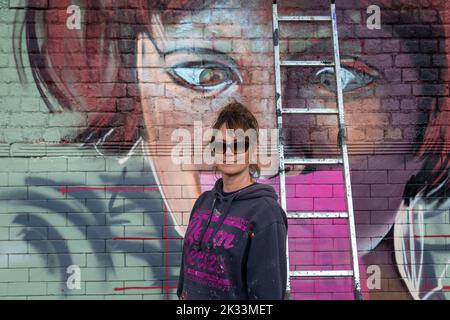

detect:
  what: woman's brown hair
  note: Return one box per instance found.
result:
[211,100,261,179]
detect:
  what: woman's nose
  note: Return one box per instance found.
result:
[225,149,233,157]
[224,147,236,159]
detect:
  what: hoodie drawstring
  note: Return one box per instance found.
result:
[192,178,262,252]
[193,196,217,251]
[203,196,235,250]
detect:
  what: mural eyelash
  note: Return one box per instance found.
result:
[313,66,378,93]
[165,60,241,93]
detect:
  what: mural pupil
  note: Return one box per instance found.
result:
[200,68,225,86]
[316,71,335,90]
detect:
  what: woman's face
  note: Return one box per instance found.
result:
[136,0,427,252]
[213,124,252,178]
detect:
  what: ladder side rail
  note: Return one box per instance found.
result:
[272,1,291,297]
[330,1,363,300]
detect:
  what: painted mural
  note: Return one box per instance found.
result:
[0,0,449,299]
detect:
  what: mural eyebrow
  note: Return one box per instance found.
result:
[163,47,239,67]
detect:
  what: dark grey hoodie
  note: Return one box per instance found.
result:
[177,178,288,300]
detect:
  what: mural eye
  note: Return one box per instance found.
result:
[314,66,378,93]
[167,61,239,92]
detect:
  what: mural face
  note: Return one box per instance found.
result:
[0,0,449,299]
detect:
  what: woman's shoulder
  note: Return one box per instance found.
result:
[199,189,214,200]
[253,196,288,230]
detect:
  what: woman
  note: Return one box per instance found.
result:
[177,101,288,300]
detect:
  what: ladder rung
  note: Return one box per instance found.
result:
[281,60,334,67]
[290,270,354,277]
[278,15,331,22]
[287,212,349,219]
[284,158,343,165]
[282,108,339,114]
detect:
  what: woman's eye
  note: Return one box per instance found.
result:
[167,61,239,92]
[314,66,378,93]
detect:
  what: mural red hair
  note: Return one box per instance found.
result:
[19,0,210,152]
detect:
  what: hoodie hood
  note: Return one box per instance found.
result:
[194,178,278,252]
[212,178,278,201]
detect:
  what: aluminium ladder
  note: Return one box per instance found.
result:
[271,0,363,300]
